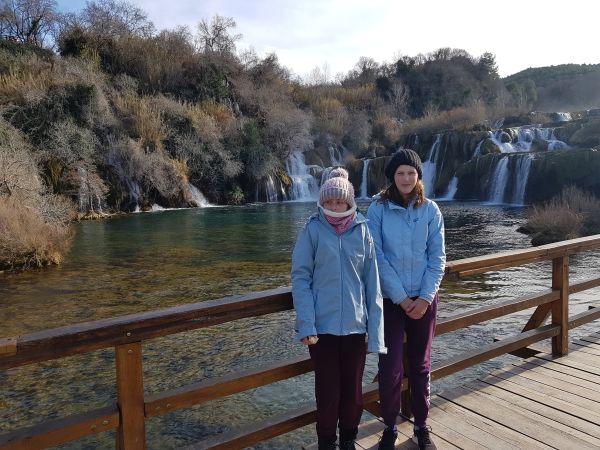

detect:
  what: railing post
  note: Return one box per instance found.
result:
[551,256,569,356]
[116,342,146,450]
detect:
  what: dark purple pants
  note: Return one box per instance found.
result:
[308,333,367,440]
[378,295,438,428]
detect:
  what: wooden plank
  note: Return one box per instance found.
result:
[430,396,551,449]
[569,306,600,330]
[0,288,293,370]
[145,355,313,417]
[435,290,558,336]
[445,234,600,276]
[481,369,600,426]
[522,356,600,385]
[570,341,600,356]
[569,276,600,294]
[431,325,559,380]
[192,383,379,450]
[439,385,597,449]
[535,354,598,374]
[520,362,600,391]
[191,403,316,450]
[465,379,600,446]
[488,365,600,413]
[0,406,118,450]
[116,342,145,450]
[427,397,521,450]
[551,256,569,355]
[0,337,17,356]
[514,362,600,398]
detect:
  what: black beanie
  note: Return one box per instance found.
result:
[385,148,423,181]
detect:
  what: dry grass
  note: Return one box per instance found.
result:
[0,196,73,270]
[526,186,600,245]
[402,103,488,134]
[113,93,168,151]
[0,60,53,104]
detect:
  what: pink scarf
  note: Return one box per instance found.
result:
[325,213,356,235]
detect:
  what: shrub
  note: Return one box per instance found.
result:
[524,186,600,245]
[0,196,73,270]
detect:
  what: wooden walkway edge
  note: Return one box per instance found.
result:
[305,332,600,450]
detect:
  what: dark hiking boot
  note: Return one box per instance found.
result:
[317,435,336,450]
[339,439,356,450]
[412,425,437,449]
[378,428,397,450]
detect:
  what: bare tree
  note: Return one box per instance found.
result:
[196,14,241,55]
[389,78,410,119]
[0,0,58,46]
[81,0,154,38]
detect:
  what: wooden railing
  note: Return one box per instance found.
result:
[1,235,600,449]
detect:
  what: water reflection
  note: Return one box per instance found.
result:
[1,201,599,449]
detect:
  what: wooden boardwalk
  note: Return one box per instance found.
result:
[306,332,600,450]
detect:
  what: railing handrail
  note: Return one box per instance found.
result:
[3,234,600,370]
[1,234,600,449]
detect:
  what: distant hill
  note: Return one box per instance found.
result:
[503,64,600,112]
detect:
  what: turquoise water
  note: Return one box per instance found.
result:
[1,201,599,449]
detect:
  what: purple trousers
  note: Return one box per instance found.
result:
[378,295,438,428]
[308,333,367,440]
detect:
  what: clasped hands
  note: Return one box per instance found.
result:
[399,297,429,320]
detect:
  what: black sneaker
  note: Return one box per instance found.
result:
[378,428,397,450]
[412,426,437,449]
[339,440,356,450]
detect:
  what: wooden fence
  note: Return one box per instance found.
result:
[1,235,600,449]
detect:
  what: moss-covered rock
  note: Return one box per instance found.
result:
[479,138,501,155]
[569,118,600,147]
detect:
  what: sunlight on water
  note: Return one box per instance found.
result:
[1,201,599,449]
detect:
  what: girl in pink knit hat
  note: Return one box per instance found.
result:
[292,170,386,450]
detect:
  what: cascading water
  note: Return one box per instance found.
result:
[359,159,370,198]
[438,177,458,201]
[511,154,534,205]
[488,156,510,204]
[188,183,211,207]
[422,134,442,198]
[286,150,320,201]
[328,145,344,166]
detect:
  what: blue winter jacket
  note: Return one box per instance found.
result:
[367,197,446,304]
[291,209,386,354]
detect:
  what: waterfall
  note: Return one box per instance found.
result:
[556,112,572,122]
[488,156,510,204]
[328,145,344,166]
[188,183,211,207]
[438,177,458,201]
[265,175,278,203]
[286,150,320,201]
[422,134,442,197]
[359,159,370,198]
[512,154,534,205]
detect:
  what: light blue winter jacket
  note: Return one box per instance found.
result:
[291,209,386,354]
[367,197,446,304]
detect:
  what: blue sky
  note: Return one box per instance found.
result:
[56,0,599,79]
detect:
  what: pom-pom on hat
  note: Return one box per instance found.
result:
[385,148,423,182]
[328,167,349,180]
[319,175,356,209]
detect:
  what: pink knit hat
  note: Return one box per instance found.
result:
[319,175,356,208]
[328,167,349,179]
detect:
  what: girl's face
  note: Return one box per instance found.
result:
[394,164,419,198]
[323,199,350,212]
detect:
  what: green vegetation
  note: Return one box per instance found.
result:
[520,186,600,246]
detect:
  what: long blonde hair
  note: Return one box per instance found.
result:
[378,180,426,208]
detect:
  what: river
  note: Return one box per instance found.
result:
[1,201,598,449]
